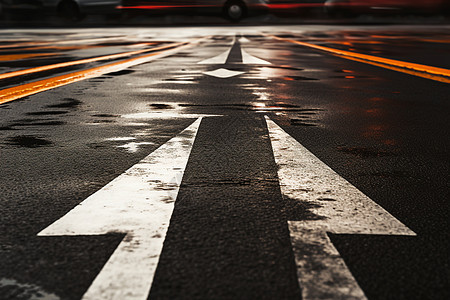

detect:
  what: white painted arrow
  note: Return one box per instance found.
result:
[200,36,271,78]
[203,68,245,79]
[265,116,416,300]
[38,118,203,300]
[197,47,232,65]
[241,48,271,65]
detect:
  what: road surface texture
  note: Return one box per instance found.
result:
[0,25,449,300]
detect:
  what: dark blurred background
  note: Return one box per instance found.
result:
[1,0,449,27]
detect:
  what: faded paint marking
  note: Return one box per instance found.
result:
[38,118,202,300]
[265,116,415,300]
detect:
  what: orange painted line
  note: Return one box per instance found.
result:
[0,38,204,105]
[338,54,450,84]
[266,34,450,83]
[421,39,450,44]
[0,41,48,49]
[329,40,384,46]
[0,37,126,49]
[0,44,102,53]
[0,53,61,61]
[0,42,181,81]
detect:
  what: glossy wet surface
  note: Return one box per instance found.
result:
[0,25,449,300]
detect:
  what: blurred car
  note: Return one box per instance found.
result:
[1,0,121,20]
[119,0,269,21]
[266,0,325,18]
[324,0,450,17]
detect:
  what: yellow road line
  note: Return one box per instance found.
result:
[0,42,182,81]
[0,39,202,105]
[266,34,450,83]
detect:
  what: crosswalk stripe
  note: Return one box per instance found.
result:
[265,116,415,300]
[38,118,202,300]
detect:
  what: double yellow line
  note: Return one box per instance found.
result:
[0,38,204,105]
[266,34,450,84]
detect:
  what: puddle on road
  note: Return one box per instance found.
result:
[264,65,304,71]
[46,98,82,109]
[5,135,53,148]
[26,111,69,116]
[91,113,120,118]
[106,69,135,76]
[89,119,116,124]
[5,118,66,128]
[337,146,398,158]
[0,125,16,130]
[148,103,174,109]
[289,119,318,127]
[122,111,220,119]
[163,77,200,84]
[0,278,59,300]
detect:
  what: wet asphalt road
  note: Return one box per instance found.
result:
[0,25,449,300]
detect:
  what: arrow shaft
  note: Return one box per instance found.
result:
[39,118,203,300]
[265,116,414,236]
[199,35,270,66]
[288,222,367,300]
[82,232,162,300]
[265,116,415,299]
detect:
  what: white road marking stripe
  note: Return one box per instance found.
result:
[203,68,245,78]
[38,118,203,300]
[240,49,271,65]
[197,48,232,64]
[239,37,251,43]
[265,116,415,300]
[198,36,235,64]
